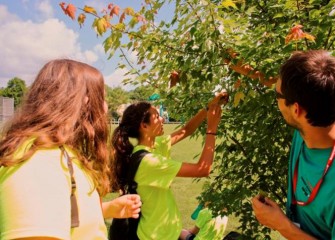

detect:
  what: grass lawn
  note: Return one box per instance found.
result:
[105,124,280,239]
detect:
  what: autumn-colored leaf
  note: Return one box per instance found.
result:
[234,79,241,89]
[110,5,120,17]
[83,5,97,15]
[233,91,245,107]
[77,13,86,27]
[59,2,76,20]
[119,12,126,23]
[137,15,145,23]
[93,17,111,36]
[140,25,147,32]
[124,7,135,16]
[285,24,315,44]
[304,33,316,42]
[170,70,180,88]
[221,0,237,9]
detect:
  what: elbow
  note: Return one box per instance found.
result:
[197,167,211,177]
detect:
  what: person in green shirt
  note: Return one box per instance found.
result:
[179,202,228,240]
[252,50,335,240]
[110,91,228,240]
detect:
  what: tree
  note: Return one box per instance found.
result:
[105,85,130,119]
[129,85,155,101]
[61,0,335,238]
[1,77,27,107]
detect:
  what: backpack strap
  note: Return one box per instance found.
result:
[127,149,148,194]
[60,146,80,228]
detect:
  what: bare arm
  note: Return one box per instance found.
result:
[102,194,141,220]
[13,238,60,240]
[170,91,228,146]
[176,104,222,177]
[252,196,318,240]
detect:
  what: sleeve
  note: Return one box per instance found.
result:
[154,135,172,158]
[135,153,182,189]
[0,149,72,240]
[195,208,212,228]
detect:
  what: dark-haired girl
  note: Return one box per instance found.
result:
[110,92,228,239]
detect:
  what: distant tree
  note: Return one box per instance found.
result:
[129,85,155,101]
[1,78,27,107]
[105,85,130,119]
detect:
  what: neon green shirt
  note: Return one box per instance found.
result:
[134,135,182,240]
[0,138,107,240]
[194,208,228,240]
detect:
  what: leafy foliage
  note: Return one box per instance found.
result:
[1,77,27,107]
[61,0,335,238]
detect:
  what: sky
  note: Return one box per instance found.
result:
[0,0,173,90]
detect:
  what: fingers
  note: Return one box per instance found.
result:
[214,90,229,106]
[125,194,142,218]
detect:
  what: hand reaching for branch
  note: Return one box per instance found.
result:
[208,90,229,107]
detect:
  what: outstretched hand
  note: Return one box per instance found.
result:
[102,194,142,219]
[208,90,229,107]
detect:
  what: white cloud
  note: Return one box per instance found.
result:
[104,68,136,91]
[0,5,19,23]
[36,0,54,20]
[0,5,98,87]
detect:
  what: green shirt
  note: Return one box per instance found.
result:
[287,130,335,239]
[134,135,182,240]
[194,208,228,240]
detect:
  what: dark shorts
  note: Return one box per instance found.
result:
[185,234,196,240]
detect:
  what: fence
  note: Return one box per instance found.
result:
[0,97,14,122]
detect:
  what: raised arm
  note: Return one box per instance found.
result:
[170,91,228,146]
[176,103,222,177]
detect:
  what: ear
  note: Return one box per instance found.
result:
[292,102,306,118]
[140,122,148,130]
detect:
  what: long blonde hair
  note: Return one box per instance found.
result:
[0,59,111,195]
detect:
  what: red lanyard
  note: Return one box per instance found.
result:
[292,144,335,206]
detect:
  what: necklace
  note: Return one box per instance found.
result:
[292,143,335,206]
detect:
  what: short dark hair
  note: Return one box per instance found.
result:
[280,50,335,127]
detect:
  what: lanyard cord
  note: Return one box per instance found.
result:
[292,143,335,206]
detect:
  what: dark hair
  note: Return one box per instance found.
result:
[110,101,152,192]
[0,59,111,195]
[280,50,335,127]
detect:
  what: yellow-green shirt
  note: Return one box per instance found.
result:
[134,135,182,240]
[0,138,107,240]
[194,208,228,240]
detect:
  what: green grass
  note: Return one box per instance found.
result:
[105,124,280,239]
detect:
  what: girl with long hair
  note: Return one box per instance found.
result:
[0,59,141,240]
[110,92,228,239]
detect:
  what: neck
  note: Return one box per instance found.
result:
[138,135,155,149]
[300,125,334,149]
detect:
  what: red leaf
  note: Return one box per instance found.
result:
[59,3,76,20]
[119,12,126,23]
[285,24,315,44]
[110,5,120,17]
